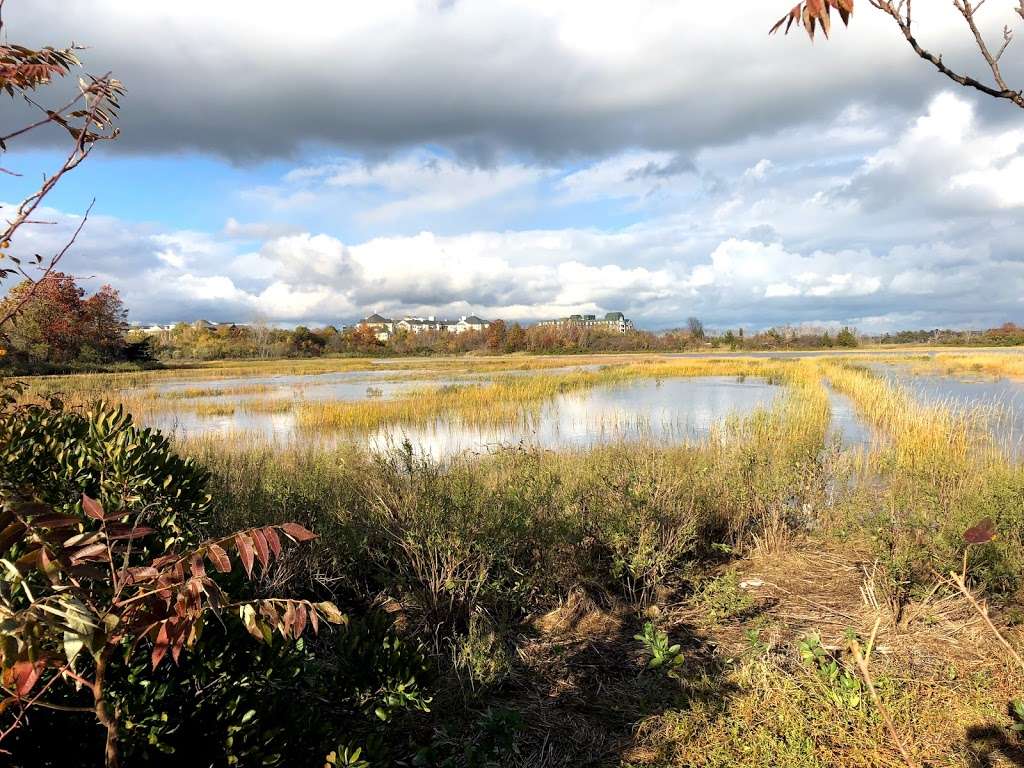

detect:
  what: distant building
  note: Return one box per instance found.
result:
[537,312,634,333]
[396,315,448,334]
[453,315,490,334]
[359,313,395,342]
[394,314,491,335]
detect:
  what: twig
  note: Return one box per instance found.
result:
[947,569,1024,673]
[849,620,920,768]
[0,199,95,331]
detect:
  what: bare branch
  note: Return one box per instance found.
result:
[0,200,94,331]
[868,0,1024,109]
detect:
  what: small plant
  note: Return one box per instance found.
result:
[456,613,512,691]
[635,621,685,679]
[694,570,754,623]
[1010,699,1024,737]
[799,632,862,709]
[745,627,768,655]
[325,745,370,768]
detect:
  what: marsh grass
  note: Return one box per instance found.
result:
[822,360,1024,599]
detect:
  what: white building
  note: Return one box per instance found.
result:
[537,312,634,333]
[452,315,490,334]
[394,314,491,335]
[358,313,395,342]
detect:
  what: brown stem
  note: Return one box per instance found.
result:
[869,0,1024,110]
[93,649,119,768]
[849,630,919,768]
[948,569,1024,673]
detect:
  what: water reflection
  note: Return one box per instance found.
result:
[144,373,881,460]
[367,376,782,459]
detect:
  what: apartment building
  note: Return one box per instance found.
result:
[536,312,634,333]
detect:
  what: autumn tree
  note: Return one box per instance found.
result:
[772,1,1024,112]
[507,322,527,352]
[0,273,127,365]
[485,318,508,352]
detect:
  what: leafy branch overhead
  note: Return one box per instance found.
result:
[0,6,125,335]
[771,0,1024,111]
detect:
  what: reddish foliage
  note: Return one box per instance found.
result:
[964,518,997,545]
[770,0,854,40]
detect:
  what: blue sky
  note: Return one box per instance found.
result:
[3,1,1023,331]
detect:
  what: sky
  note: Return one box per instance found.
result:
[2,0,1023,332]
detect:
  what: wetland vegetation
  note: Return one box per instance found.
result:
[5,349,1024,765]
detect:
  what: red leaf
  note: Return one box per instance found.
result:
[106,526,157,541]
[263,526,282,559]
[282,601,296,639]
[250,528,270,571]
[189,553,206,579]
[279,523,316,543]
[31,515,81,530]
[207,543,231,574]
[234,532,254,578]
[964,518,997,545]
[294,602,308,638]
[82,494,105,521]
[152,623,170,669]
[123,566,159,584]
[10,661,43,697]
[69,542,109,563]
[309,605,319,635]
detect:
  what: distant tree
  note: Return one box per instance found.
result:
[822,330,834,348]
[772,1,1024,112]
[485,319,508,352]
[290,326,326,357]
[351,324,383,350]
[686,316,705,340]
[836,326,859,347]
[506,322,527,352]
[82,284,129,358]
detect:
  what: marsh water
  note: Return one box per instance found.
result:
[130,354,1024,459]
[869,364,1024,455]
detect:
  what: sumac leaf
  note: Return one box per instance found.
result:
[206,543,231,574]
[9,661,44,697]
[263,526,282,559]
[964,518,997,545]
[69,542,109,563]
[234,533,254,578]
[250,528,270,571]
[279,523,316,543]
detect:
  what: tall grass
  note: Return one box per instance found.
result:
[821,360,1024,598]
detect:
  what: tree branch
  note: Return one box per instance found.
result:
[869,0,1024,109]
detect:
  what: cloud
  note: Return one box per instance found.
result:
[4,0,1000,162]
[3,90,1022,333]
[275,151,545,222]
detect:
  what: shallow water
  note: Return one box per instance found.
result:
[870,364,1024,456]
[150,375,799,456]
[825,384,873,451]
[366,376,785,459]
[137,365,887,458]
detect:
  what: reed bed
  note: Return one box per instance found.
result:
[923,351,1024,380]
